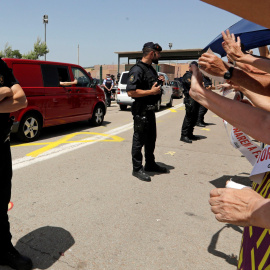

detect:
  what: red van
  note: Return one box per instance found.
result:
[3,58,107,142]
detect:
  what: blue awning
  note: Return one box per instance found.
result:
[203,19,270,57]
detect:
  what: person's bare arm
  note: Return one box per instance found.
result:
[222,30,270,74]
[235,61,269,75]
[127,82,161,98]
[233,84,270,111]
[199,53,270,97]
[209,187,270,229]
[0,84,27,113]
[60,79,77,86]
[259,45,269,58]
[0,87,13,101]
[189,65,270,144]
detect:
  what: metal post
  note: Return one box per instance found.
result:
[43,15,48,61]
[100,65,103,85]
[168,43,172,65]
[45,24,47,60]
[78,44,79,65]
[118,55,120,75]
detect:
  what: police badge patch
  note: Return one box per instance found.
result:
[129,75,135,82]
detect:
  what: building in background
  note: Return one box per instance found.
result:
[85,62,191,83]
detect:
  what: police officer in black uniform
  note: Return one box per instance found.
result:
[0,58,32,270]
[180,61,201,144]
[126,42,167,182]
[196,75,212,127]
[103,74,113,107]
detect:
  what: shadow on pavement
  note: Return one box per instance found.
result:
[15,226,75,269]
[10,120,112,146]
[193,135,207,140]
[208,224,243,267]
[145,162,175,176]
[210,175,252,189]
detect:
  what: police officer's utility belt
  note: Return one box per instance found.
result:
[145,105,155,111]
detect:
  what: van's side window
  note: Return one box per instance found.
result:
[72,67,91,87]
[57,67,70,83]
[41,65,70,87]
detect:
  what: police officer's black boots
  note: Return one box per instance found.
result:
[132,168,151,182]
[0,245,33,270]
[180,136,192,143]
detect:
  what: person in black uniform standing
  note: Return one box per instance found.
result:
[126,42,167,182]
[180,61,201,144]
[0,58,32,270]
[102,74,114,107]
[196,75,213,127]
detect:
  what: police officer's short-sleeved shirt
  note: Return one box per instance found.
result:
[0,58,19,128]
[182,71,192,95]
[126,60,158,104]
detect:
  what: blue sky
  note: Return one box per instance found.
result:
[1,0,241,67]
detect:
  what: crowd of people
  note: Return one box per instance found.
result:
[191,30,270,269]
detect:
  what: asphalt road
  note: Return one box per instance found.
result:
[5,97,253,270]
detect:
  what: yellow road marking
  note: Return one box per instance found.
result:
[169,108,177,112]
[12,132,124,158]
[201,128,210,131]
[165,151,175,156]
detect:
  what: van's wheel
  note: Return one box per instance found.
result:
[167,96,173,107]
[90,105,104,126]
[120,105,127,110]
[155,99,161,112]
[17,112,42,142]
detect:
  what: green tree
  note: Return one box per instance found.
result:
[22,37,49,60]
[10,50,22,59]
[22,50,38,60]
[0,43,22,59]
[34,37,49,58]
[3,43,13,58]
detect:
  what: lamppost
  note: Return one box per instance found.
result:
[168,43,173,65]
[43,15,48,61]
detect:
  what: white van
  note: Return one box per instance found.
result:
[116,71,173,111]
[116,71,133,110]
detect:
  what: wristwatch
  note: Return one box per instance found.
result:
[223,67,234,80]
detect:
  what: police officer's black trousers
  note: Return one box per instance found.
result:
[181,95,200,137]
[0,140,12,252]
[132,111,156,171]
[104,90,111,106]
[197,104,208,123]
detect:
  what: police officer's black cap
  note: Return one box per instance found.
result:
[143,42,162,52]
[189,61,198,67]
